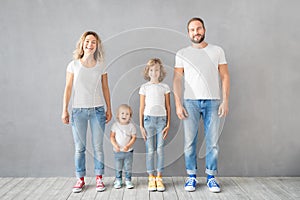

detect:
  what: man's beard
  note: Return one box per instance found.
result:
[191,34,205,44]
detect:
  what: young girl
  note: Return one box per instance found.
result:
[110,104,137,189]
[139,58,171,192]
[61,31,112,193]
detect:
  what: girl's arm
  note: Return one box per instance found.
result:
[101,73,112,123]
[110,131,120,152]
[162,92,171,139]
[139,94,147,141]
[123,135,137,152]
[61,72,74,124]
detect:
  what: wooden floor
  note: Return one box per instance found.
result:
[0,177,299,200]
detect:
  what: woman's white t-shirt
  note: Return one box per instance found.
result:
[67,60,106,108]
[139,82,170,116]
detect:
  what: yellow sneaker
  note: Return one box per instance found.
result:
[156,177,165,192]
[148,176,156,191]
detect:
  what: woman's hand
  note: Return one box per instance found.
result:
[140,126,147,141]
[61,111,70,124]
[106,109,112,123]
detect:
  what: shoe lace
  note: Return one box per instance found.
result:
[185,177,196,185]
[208,178,218,187]
[96,178,103,186]
[75,179,83,187]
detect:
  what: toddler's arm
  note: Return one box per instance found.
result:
[110,131,120,152]
[123,135,137,152]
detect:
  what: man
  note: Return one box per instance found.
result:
[173,17,230,192]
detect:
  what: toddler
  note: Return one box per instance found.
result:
[110,104,136,189]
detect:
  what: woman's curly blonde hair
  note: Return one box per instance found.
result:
[73,31,104,62]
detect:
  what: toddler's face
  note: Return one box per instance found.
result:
[118,107,131,124]
[148,64,160,81]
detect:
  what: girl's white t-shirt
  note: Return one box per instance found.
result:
[111,122,136,152]
[67,60,106,108]
[139,82,170,116]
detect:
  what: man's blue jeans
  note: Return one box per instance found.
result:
[183,99,220,176]
[71,106,106,178]
[144,115,166,174]
[114,151,133,181]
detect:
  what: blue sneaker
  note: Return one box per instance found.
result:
[184,177,198,192]
[207,178,221,193]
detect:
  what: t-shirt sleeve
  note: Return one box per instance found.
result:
[66,61,74,73]
[100,61,107,75]
[139,84,145,95]
[175,50,184,68]
[111,123,117,132]
[218,47,227,65]
[164,84,171,94]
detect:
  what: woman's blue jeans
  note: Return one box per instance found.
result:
[71,106,106,178]
[183,99,220,176]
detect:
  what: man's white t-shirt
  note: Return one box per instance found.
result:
[175,44,227,99]
[67,60,106,108]
[111,122,136,152]
[139,82,170,116]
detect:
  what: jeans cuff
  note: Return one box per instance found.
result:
[95,169,104,176]
[205,168,217,175]
[187,169,197,175]
[76,171,86,178]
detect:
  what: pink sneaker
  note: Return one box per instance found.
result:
[72,179,85,193]
[96,176,106,192]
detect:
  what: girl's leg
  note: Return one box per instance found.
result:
[156,116,166,175]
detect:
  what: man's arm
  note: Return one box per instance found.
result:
[173,68,188,119]
[218,64,230,117]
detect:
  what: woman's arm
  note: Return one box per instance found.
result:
[101,73,112,123]
[61,72,74,124]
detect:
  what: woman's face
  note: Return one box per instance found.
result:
[82,34,97,56]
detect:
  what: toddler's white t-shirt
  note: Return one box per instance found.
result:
[111,122,136,152]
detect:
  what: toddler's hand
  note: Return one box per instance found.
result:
[123,146,129,152]
[115,146,121,152]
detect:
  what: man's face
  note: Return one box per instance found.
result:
[188,20,206,44]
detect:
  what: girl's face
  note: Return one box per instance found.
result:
[118,107,131,125]
[148,64,160,82]
[83,34,97,56]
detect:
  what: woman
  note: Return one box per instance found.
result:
[61,31,112,193]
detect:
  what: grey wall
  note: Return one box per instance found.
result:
[1,0,299,177]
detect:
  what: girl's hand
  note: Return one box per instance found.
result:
[162,126,169,140]
[106,109,112,123]
[140,127,147,141]
[61,111,70,124]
